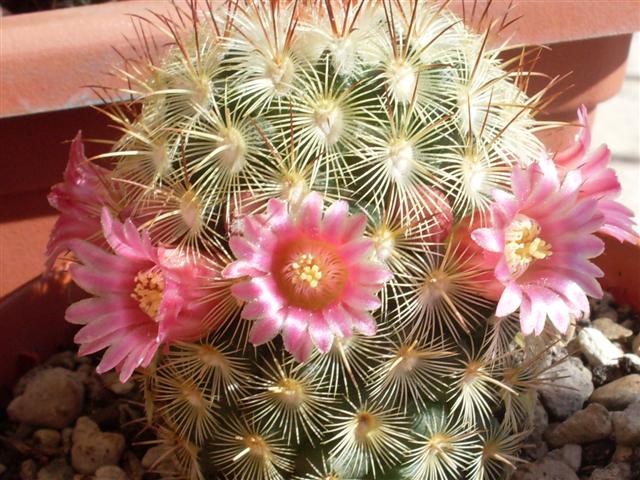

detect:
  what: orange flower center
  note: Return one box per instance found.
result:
[272,238,348,311]
[131,269,165,319]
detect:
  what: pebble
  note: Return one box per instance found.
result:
[20,459,37,480]
[71,417,126,474]
[592,317,634,342]
[632,334,640,356]
[592,364,623,388]
[511,457,579,480]
[101,372,136,396]
[121,452,144,480]
[141,445,178,475]
[582,440,616,467]
[545,403,612,448]
[620,354,640,374]
[612,402,640,446]
[539,357,593,419]
[577,328,624,367]
[590,374,640,410]
[45,351,77,370]
[589,462,632,480]
[61,427,73,455]
[33,429,62,449]
[7,368,84,429]
[36,458,74,480]
[547,444,582,472]
[94,465,128,480]
[613,445,634,463]
[528,395,549,442]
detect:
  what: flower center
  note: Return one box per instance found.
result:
[505,214,553,277]
[290,254,324,289]
[131,269,165,319]
[273,239,348,311]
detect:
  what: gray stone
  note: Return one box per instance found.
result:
[577,328,624,367]
[36,458,73,480]
[33,429,61,449]
[20,459,37,480]
[101,372,136,396]
[547,444,582,472]
[511,457,579,480]
[590,374,640,410]
[621,354,640,374]
[544,403,612,448]
[529,395,549,442]
[7,368,84,429]
[121,452,144,480]
[592,317,633,341]
[589,462,632,480]
[70,417,125,474]
[539,357,593,420]
[44,351,76,370]
[612,401,640,446]
[61,427,73,454]
[94,466,128,480]
[141,445,178,475]
[613,445,635,462]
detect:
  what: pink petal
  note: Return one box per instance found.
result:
[321,200,349,241]
[471,228,505,253]
[495,282,523,317]
[65,297,133,325]
[223,260,266,278]
[323,304,353,337]
[68,239,135,273]
[70,264,133,296]
[74,308,150,344]
[342,285,381,310]
[340,213,367,243]
[229,236,257,260]
[308,314,333,353]
[299,191,323,233]
[339,238,373,261]
[249,312,285,345]
[282,308,311,360]
[345,307,377,336]
[349,263,393,287]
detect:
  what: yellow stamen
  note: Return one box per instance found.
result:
[131,269,165,319]
[505,215,553,277]
[290,254,323,289]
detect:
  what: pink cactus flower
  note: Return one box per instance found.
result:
[65,209,214,382]
[223,192,392,362]
[471,156,605,335]
[47,132,114,267]
[555,105,638,244]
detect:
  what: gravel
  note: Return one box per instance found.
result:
[0,351,166,479]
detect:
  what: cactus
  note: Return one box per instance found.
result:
[46,1,639,479]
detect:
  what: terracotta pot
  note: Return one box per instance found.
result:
[1,0,638,297]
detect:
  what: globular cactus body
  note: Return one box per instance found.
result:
[50,1,573,479]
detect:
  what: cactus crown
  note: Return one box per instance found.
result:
[89,1,553,479]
